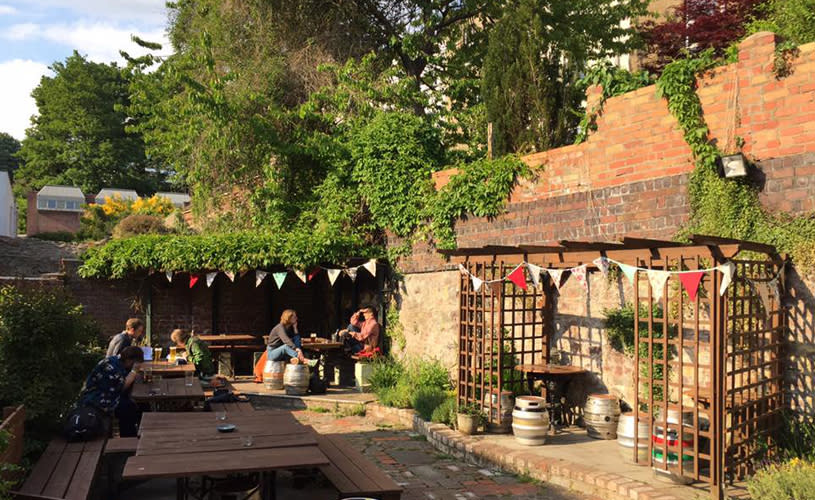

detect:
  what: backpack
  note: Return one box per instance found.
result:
[63,406,110,442]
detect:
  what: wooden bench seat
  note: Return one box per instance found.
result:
[13,437,105,500]
[316,433,402,500]
[102,437,138,455]
[209,401,256,413]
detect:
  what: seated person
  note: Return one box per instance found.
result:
[170,329,216,377]
[77,346,144,437]
[342,305,381,355]
[106,318,144,357]
[266,309,308,363]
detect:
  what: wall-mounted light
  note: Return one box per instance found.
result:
[720,153,748,178]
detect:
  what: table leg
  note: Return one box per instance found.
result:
[526,372,535,396]
[176,478,185,500]
[260,470,276,500]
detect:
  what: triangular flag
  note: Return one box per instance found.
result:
[363,259,377,277]
[593,257,610,277]
[527,263,542,287]
[719,262,735,296]
[547,269,565,291]
[206,272,217,287]
[489,281,503,294]
[507,264,527,290]
[308,268,321,282]
[571,265,588,292]
[458,264,469,276]
[471,276,483,292]
[754,280,772,314]
[327,269,341,286]
[618,263,638,285]
[294,269,307,283]
[770,277,781,303]
[646,270,670,302]
[224,271,235,282]
[165,271,173,283]
[345,267,358,282]
[255,270,267,287]
[273,272,287,289]
[678,271,704,302]
[189,274,199,288]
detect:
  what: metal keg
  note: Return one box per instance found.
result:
[651,447,694,485]
[512,396,550,446]
[583,394,620,440]
[616,412,650,464]
[283,364,309,395]
[482,390,513,433]
[262,360,285,390]
[650,406,698,484]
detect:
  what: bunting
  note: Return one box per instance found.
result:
[345,267,358,282]
[719,262,735,296]
[363,259,377,277]
[307,268,321,282]
[527,263,542,287]
[646,270,670,302]
[547,269,565,291]
[327,269,342,286]
[571,265,588,292]
[255,270,267,287]
[189,274,199,289]
[273,272,287,289]
[458,264,469,276]
[618,263,638,285]
[678,271,704,302]
[224,271,235,282]
[755,280,773,313]
[471,276,484,292]
[294,269,307,284]
[489,281,503,294]
[507,264,527,290]
[206,272,217,287]
[593,257,610,277]
[165,271,173,283]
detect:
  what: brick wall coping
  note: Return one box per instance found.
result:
[366,402,691,500]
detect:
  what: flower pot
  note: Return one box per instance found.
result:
[457,413,479,435]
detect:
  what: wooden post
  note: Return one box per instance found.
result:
[145,278,152,346]
[487,122,494,160]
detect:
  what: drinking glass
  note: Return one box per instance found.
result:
[184,371,194,387]
[241,435,253,447]
[169,346,177,363]
[151,375,162,394]
[154,347,163,361]
[215,411,227,421]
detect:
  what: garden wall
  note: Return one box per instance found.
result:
[394,33,815,412]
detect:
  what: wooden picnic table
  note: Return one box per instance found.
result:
[199,334,264,377]
[136,360,196,378]
[515,364,587,426]
[123,411,329,500]
[131,376,205,411]
[198,334,262,345]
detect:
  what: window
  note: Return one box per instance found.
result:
[37,199,46,209]
[57,200,66,209]
[47,199,56,209]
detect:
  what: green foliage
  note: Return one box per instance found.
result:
[0,428,19,499]
[0,133,21,176]
[0,286,102,434]
[371,356,452,410]
[430,393,457,427]
[385,301,406,353]
[747,0,815,46]
[575,63,653,144]
[483,0,648,154]
[775,413,815,462]
[413,388,449,421]
[31,231,76,242]
[112,214,168,239]
[368,357,405,393]
[747,458,815,500]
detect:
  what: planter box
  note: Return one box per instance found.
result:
[355,362,374,392]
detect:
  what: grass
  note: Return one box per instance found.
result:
[310,406,331,413]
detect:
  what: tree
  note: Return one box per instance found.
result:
[639,0,763,73]
[483,0,648,155]
[16,52,165,196]
[0,133,21,178]
[747,0,815,45]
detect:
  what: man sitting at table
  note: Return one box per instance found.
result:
[170,329,216,377]
[106,318,144,357]
[267,309,309,363]
[77,346,144,437]
[342,305,380,355]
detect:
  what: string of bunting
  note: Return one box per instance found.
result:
[158,259,379,290]
[458,257,741,301]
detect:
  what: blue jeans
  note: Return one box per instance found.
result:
[267,339,301,362]
[345,324,364,354]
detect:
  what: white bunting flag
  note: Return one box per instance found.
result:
[458,264,469,276]
[294,269,307,284]
[255,270,267,287]
[646,270,670,302]
[547,269,565,291]
[471,276,484,292]
[527,263,542,287]
[363,259,377,277]
[571,265,588,292]
[327,268,342,286]
[165,271,173,283]
[272,272,287,289]
[719,262,735,296]
[754,280,772,314]
[224,271,235,282]
[345,267,358,282]
[770,277,781,303]
[593,257,610,277]
[206,272,217,287]
[618,263,638,285]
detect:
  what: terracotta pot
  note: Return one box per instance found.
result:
[457,413,479,435]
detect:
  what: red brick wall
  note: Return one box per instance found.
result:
[26,192,82,236]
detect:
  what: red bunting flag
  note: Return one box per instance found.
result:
[189,274,199,289]
[507,265,527,290]
[678,271,704,302]
[308,268,321,282]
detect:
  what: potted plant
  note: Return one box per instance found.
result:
[457,402,486,435]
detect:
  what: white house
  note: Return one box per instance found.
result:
[156,191,191,208]
[0,171,18,237]
[95,188,139,205]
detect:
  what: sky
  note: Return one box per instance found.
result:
[0,0,171,140]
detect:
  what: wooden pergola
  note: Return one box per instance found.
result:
[442,235,786,499]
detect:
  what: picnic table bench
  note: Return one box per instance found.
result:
[209,401,256,413]
[316,433,402,500]
[13,437,105,500]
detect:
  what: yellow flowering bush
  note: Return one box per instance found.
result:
[81,194,177,240]
[748,458,815,500]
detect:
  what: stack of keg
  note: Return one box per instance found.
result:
[511,396,550,446]
[651,407,695,485]
[283,363,309,395]
[482,390,514,433]
[584,394,621,439]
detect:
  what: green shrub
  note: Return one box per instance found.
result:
[410,359,451,392]
[368,357,404,392]
[112,214,168,239]
[747,459,815,500]
[413,388,448,421]
[31,231,75,242]
[377,383,413,408]
[430,392,457,427]
[372,357,452,411]
[0,285,102,434]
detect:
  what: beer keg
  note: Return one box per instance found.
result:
[584,394,620,440]
[512,396,550,446]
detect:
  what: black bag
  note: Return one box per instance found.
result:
[63,406,110,442]
[309,367,328,395]
[204,389,250,411]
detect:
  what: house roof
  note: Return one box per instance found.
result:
[37,185,85,201]
[156,192,191,206]
[96,188,139,202]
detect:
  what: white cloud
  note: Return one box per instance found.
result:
[3,21,170,64]
[0,59,50,140]
[0,4,17,15]
[10,0,167,25]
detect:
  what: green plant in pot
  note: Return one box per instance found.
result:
[457,402,487,435]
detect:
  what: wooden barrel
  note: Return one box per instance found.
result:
[584,394,620,440]
[482,390,513,433]
[511,396,550,446]
[616,412,650,464]
[283,364,309,395]
[263,360,285,390]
